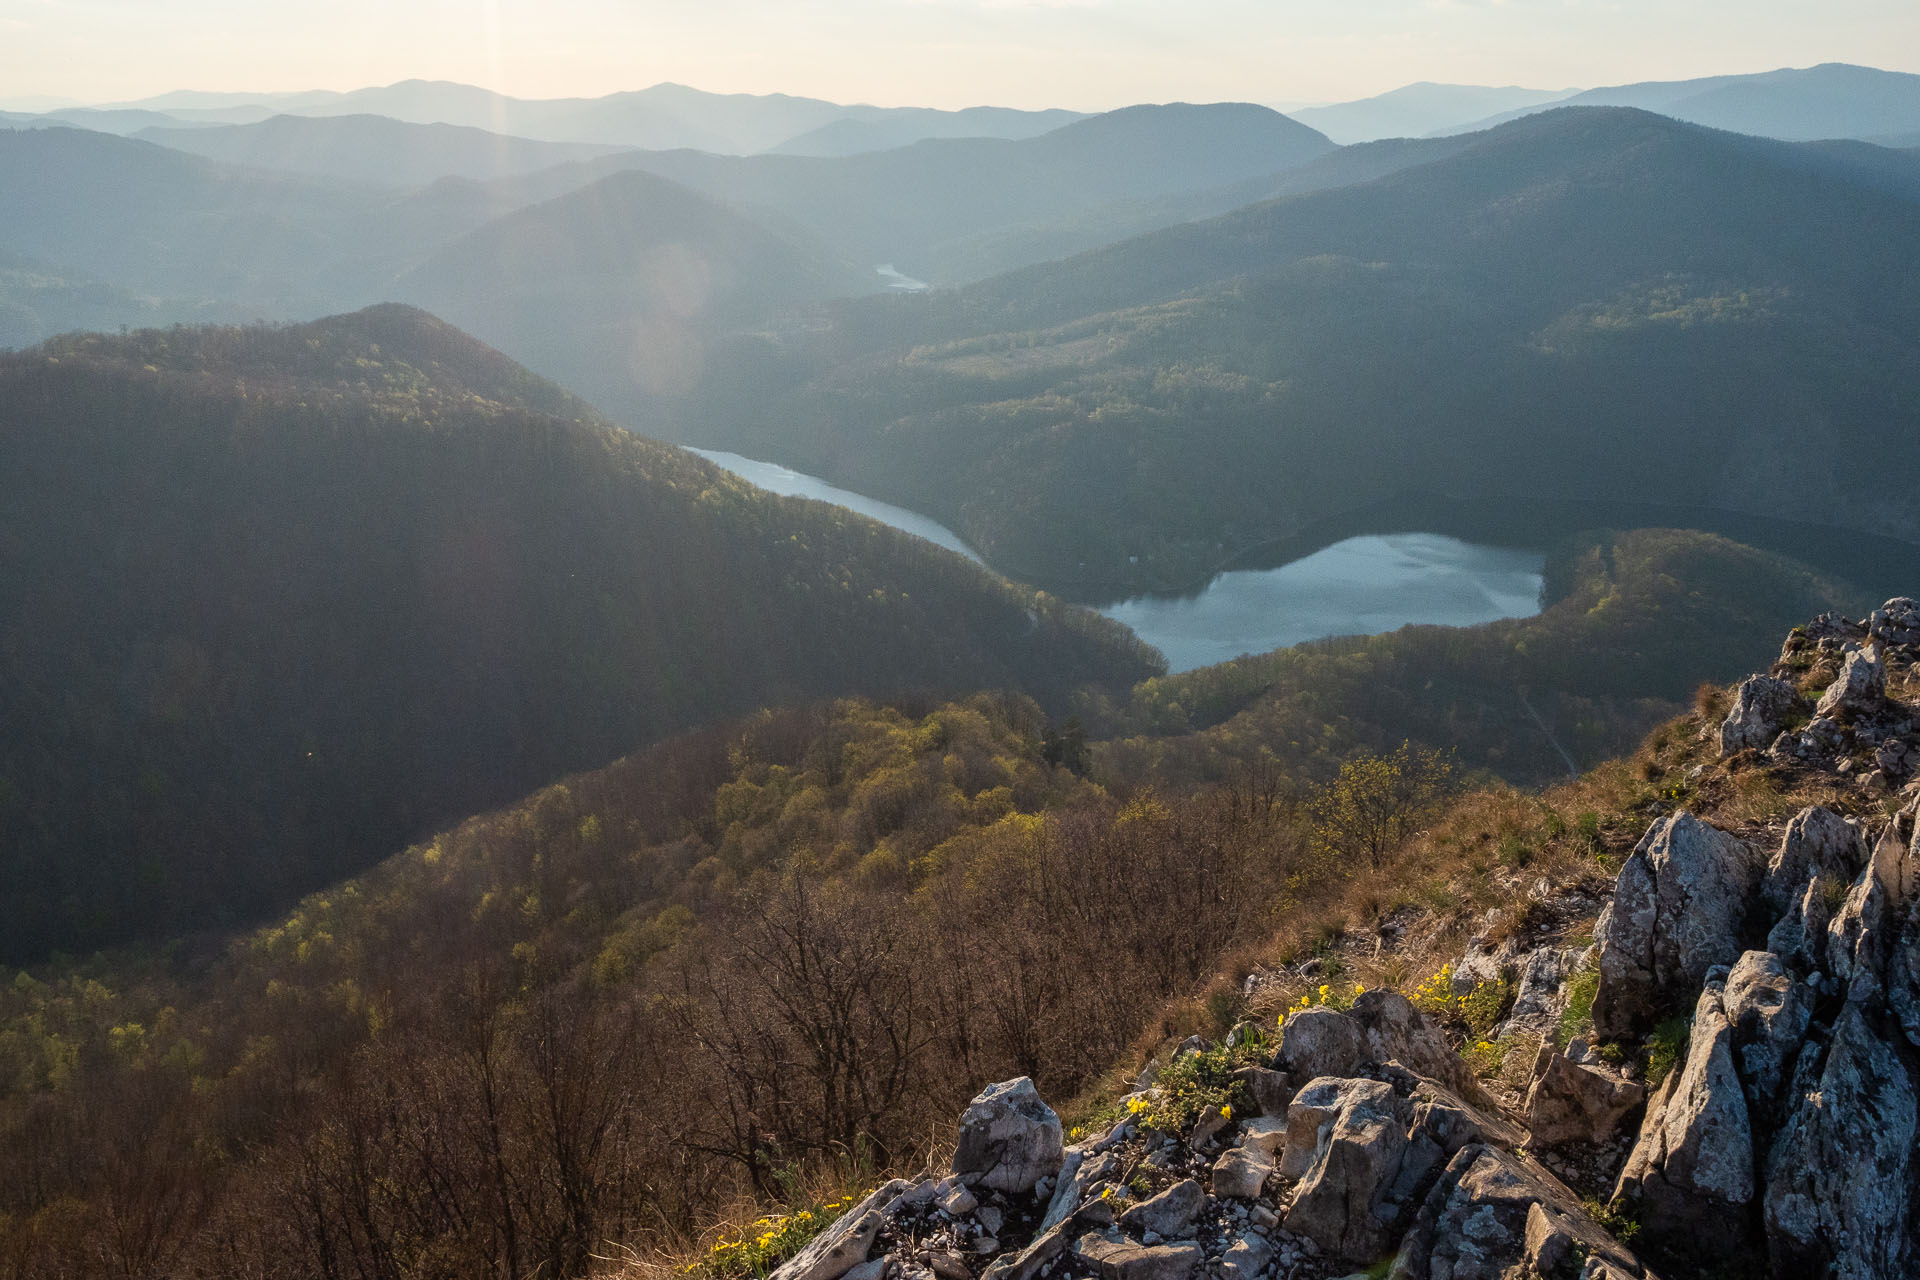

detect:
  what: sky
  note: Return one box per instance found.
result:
[2,0,1918,111]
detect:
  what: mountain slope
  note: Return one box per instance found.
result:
[767,105,1088,156]
[134,113,632,186]
[667,108,1920,594]
[393,168,882,417]
[0,306,1159,961]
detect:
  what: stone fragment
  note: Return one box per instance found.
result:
[1389,1145,1640,1280]
[1210,1147,1274,1200]
[1188,1104,1231,1150]
[952,1077,1064,1194]
[1823,801,1917,1005]
[941,1185,980,1217]
[1868,596,1920,647]
[1764,1003,1916,1279]
[1592,812,1760,1039]
[1272,1006,1368,1083]
[1117,1179,1203,1239]
[1235,1115,1287,1160]
[1039,1150,1117,1235]
[1523,1048,1646,1146]
[840,1260,887,1280]
[1614,983,1754,1254]
[1720,674,1802,756]
[1229,1065,1293,1117]
[1070,1230,1202,1280]
[1348,990,1488,1104]
[1217,1232,1273,1280]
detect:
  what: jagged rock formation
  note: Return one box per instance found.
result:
[775,600,1919,1280]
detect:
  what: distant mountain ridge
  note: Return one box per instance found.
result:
[1291,82,1576,143]
[1441,62,1920,141]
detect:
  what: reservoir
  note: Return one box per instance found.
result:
[689,449,1545,674]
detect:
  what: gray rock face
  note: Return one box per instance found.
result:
[1815,647,1886,719]
[1823,802,1917,1005]
[1285,1080,1413,1259]
[1593,812,1760,1040]
[952,1077,1065,1193]
[1764,1004,1916,1279]
[1217,1232,1272,1280]
[1071,1230,1202,1280]
[1348,990,1487,1104]
[1273,1006,1369,1083]
[1721,950,1811,1121]
[1762,806,1863,916]
[1721,674,1803,756]
[1280,1077,1398,1180]
[1523,1047,1646,1146]
[1614,982,1754,1252]
[1390,1144,1640,1280]
[1229,1065,1292,1117]
[1117,1179,1203,1239]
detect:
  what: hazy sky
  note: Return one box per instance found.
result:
[4,0,1918,110]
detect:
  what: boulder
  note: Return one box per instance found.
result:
[1217,1232,1273,1280]
[952,1077,1064,1193]
[1285,1081,1413,1259]
[1229,1065,1293,1117]
[1523,1047,1646,1146]
[1235,1115,1287,1160]
[1721,950,1810,1121]
[1765,871,1836,975]
[1761,806,1864,916]
[1210,1146,1274,1200]
[1823,800,1917,1005]
[1071,1230,1202,1280]
[1868,596,1920,648]
[1280,1077,1399,1180]
[1038,1149,1117,1234]
[771,1179,913,1280]
[1815,647,1886,719]
[1614,983,1754,1254]
[1117,1179,1203,1239]
[1388,1145,1642,1280]
[1272,1006,1368,1082]
[1592,812,1760,1039]
[1720,674,1802,756]
[1348,990,1488,1104]
[1763,1003,1916,1279]
[980,1223,1069,1280]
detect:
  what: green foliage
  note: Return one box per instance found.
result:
[1645,1017,1692,1089]
[1584,1198,1642,1244]
[1554,970,1600,1048]
[1139,1038,1266,1135]
[1306,743,1456,872]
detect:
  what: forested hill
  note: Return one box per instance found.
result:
[671,107,1920,594]
[0,306,1159,961]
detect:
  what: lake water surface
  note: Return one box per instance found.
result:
[690,449,1545,673]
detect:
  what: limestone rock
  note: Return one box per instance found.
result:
[1614,983,1754,1254]
[1761,806,1864,916]
[1117,1179,1203,1239]
[1280,1077,1398,1180]
[1071,1230,1202,1280]
[1210,1146,1273,1200]
[1285,1080,1412,1260]
[1039,1149,1116,1234]
[1235,1115,1287,1160]
[1869,596,1920,647]
[1764,1003,1916,1279]
[1524,1047,1646,1146]
[1272,1006,1368,1083]
[1721,950,1811,1121]
[1720,674,1802,756]
[1823,800,1917,1005]
[1592,812,1759,1040]
[1348,990,1487,1104]
[772,1179,913,1280]
[952,1077,1064,1194]
[1217,1232,1273,1280]
[1389,1145,1642,1280]
[1815,646,1886,719]
[1229,1065,1292,1117]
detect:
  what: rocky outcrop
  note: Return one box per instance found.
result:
[1592,811,1760,1039]
[1613,980,1754,1252]
[1815,646,1886,719]
[1523,1045,1646,1146]
[1720,674,1802,756]
[1272,1006,1369,1083]
[952,1078,1065,1194]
